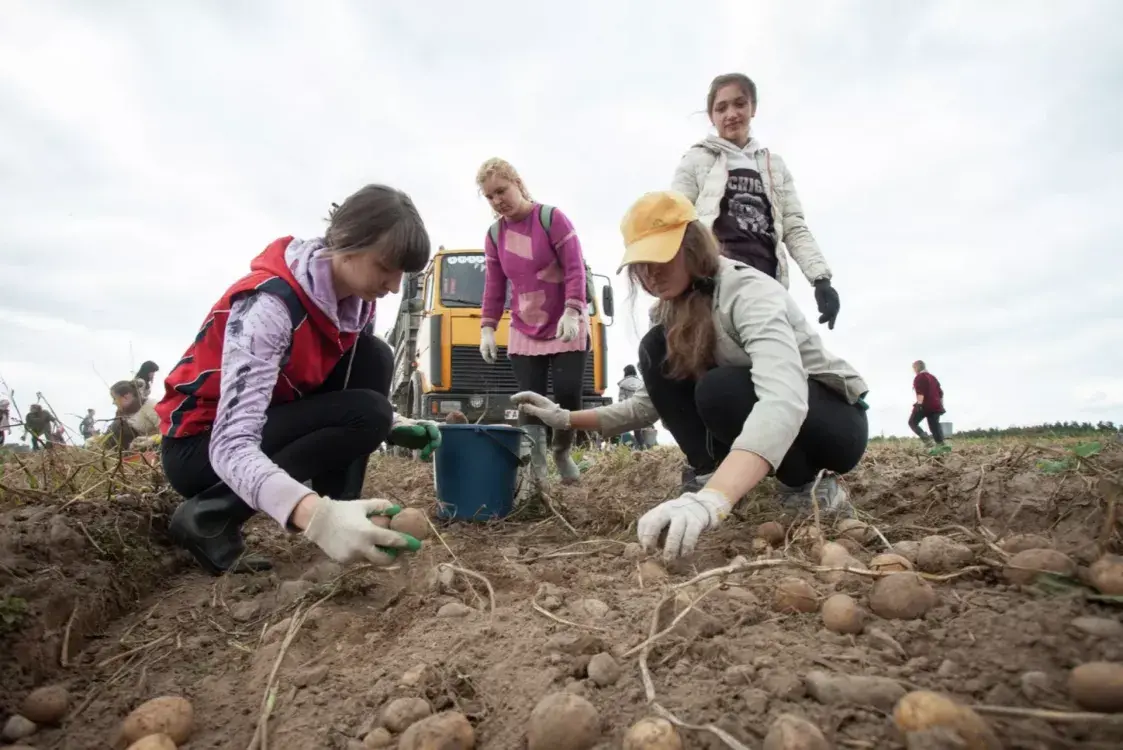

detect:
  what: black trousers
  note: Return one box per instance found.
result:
[908,406,945,444]
[161,332,395,503]
[509,349,587,429]
[638,326,868,487]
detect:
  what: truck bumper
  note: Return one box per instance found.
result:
[420,393,612,425]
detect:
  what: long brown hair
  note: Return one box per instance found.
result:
[325,184,431,274]
[628,222,721,380]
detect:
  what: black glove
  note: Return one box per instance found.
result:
[814,278,840,329]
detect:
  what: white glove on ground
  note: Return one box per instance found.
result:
[511,391,572,430]
[302,497,414,566]
[637,489,732,561]
[480,327,498,364]
[555,308,580,342]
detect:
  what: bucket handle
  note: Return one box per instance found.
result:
[479,426,531,468]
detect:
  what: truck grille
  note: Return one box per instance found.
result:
[449,345,597,396]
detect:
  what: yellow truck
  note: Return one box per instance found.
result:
[388,245,615,425]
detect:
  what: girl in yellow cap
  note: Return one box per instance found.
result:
[514,190,869,561]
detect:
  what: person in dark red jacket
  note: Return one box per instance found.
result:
[908,360,946,446]
[157,184,442,575]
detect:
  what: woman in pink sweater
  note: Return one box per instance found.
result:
[476,158,588,484]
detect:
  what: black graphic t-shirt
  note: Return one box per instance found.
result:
[711,157,777,278]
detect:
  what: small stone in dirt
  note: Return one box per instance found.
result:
[541,595,562,610]
[20,684,69,725]
[623,542,645,561]
[363,727,394,748]
[263,617,293,644]
[999,533,1052,554]
[756,521,786,546]
[293,664,330,688]
[867,627,907,659]
[638,559,668,584]
[568,598,610,620]
[2,714,37,742]
[400,664,434,687]
[1071,616,1123,638]
[126,734,177,750]
[804,671,906,711]
[821,594,865,634]
[772,577,819,614]
[762,713,829,750]
[622,716,683,750]
[1003,549,1075,586]
[892,540,921,563]
[586,652,621,687]
[527,691,600,750]
[917,536,974,573]
[276,579,316,606]
[1020,671,1050,702]
[438,602,474,618]
[937,660,958,677]
[230,600,260,622]
[869,573,937,620]
[398,710,475,750]
[382,697,433,733]
[762,671,806,700]
[302,560,344,584]
[537,582,566,599]
[1089,554,1123,595]
[1068,661,1123,712]
[498,546,521,558]
[742,688,770,714]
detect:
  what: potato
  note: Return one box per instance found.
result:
[762,713,830,750]
[390,507,431,540]
[126,734,177,750]
[756,521,786,546]
[892,691,1001,750]
[917,536,974,573]
[818,554,867,585]
[869,573,937,620]
[789,527,822,548]
[526,692,600,750]
[623,542,646,561]
[382,697,433,733]
[999,533,1052,554]
[399,710,475,750]
[20,684,70,724]
[1088,554,1123,595]
[772,577,819,614]
[622,717,683,750]
[370,515,391,529]
[891,541,920,564]
[118,696,194,746]
[1003,548,1075,586]
[836,519,874,545]
[821,594,865,634]
[1068,662,1123,712]
[639,559,669,584]
[870,554,913,573]
[834,537,864,556]
[818,542,852,566]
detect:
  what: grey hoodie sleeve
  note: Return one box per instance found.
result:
[774,155,831,284]
[671,149,706,203]
[592,386,660,437]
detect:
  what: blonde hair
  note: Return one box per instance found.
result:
[628,222,721,380]
[476,158,532,217]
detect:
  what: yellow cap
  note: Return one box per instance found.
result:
[617,191,697,273]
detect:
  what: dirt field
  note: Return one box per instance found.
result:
[3,437,1123,749]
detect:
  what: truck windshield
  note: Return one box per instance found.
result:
[440,254,511,309]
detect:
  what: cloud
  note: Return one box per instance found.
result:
[1,0,1121,451]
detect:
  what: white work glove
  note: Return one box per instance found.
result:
[480,326,498,364]
[637,489,732,561]
[301,496,420,566]
[511,391,572,430]
[555,307,580,342]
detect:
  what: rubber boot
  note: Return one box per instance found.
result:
[524,424,550,487]
[552,428,581,485]
[169,485,273,576]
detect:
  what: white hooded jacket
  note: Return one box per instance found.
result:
[671,135,831,290]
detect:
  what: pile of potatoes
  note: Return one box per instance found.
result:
[115,696,194,749]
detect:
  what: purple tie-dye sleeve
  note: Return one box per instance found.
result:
[208,294,314,527]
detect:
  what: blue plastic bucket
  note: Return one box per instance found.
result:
[433,424,526,521]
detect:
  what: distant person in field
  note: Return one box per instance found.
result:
[908,360,946,446]
[103,380,160,450]
[79,408,98,440]
[672,73,841,329]
[23,404,57,451]
[515,191,870,561]
[0,399,10,445]
[618,365,645,449]
[154,185,440,576]
[476,157,589,487]
[134,361,160,401]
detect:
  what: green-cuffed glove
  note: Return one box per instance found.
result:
[388,415,442,460]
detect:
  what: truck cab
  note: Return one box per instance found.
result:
[388,246,615,425]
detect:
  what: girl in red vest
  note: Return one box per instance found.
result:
[156,184,441,575]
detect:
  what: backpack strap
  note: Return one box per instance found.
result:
[487,220,501,248]
[537,204,555,236]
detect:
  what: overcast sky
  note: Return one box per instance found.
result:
[1,0,1120,447]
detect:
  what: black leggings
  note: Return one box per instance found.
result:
[161,332,395,501]
[909,407,945,444]
[509,349,587,428]
[639,326,868,487]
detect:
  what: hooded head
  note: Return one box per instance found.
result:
[623,364,637,377]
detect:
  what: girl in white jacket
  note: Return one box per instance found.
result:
[672,73,841,329]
